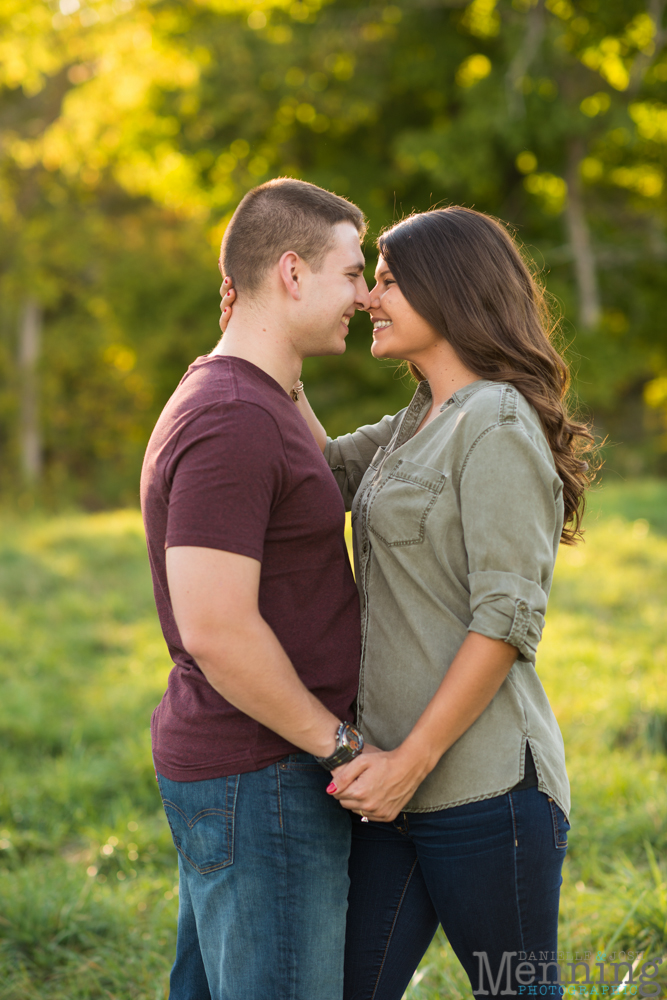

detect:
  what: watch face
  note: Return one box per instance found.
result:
[342,725,363,753]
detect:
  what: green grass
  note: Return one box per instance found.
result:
[1,482,666,999]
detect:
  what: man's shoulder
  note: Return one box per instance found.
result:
[163,355,287,433]
[144,358,289,482]
[175,354,279,405]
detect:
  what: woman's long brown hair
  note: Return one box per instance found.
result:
[378,207,594,544]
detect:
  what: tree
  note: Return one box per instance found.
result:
[1,0,666,506]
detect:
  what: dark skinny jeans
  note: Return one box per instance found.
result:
[344,786,569,999]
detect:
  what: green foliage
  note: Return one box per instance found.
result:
[1,484,666,996]
[1,1,667,505]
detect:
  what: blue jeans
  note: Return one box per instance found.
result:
[344,786,569,999]
[156,753,352,1000]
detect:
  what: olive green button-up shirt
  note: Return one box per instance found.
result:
[324,379,570,816]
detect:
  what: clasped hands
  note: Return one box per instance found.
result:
[327,743,429,824]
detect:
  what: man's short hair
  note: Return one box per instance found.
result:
[220,178,366,294]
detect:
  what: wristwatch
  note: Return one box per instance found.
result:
[315,722,364,771]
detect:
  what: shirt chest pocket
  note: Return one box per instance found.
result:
[367,459,446,547]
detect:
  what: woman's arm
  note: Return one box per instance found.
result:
[293,388,327,451]
[324,411,405,509]
[329,632,517,822]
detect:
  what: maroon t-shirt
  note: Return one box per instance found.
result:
[140,355,361,781]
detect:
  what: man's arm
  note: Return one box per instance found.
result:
[166,545,339,758]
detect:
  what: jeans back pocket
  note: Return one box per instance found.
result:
[156,771,239,874]
[548,798,570,850]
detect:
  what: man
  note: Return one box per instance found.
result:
[140,178,371,1000]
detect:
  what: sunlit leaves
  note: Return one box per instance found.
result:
[579,156,603,182]
[624,12,657,55]
[455,54,492,88]
[645,375,667,410]
[576,12,660,94]
[516,150,537,173]
[461,0,500,39]
[580,92,610,118]
[115,146,208,216]
[0,4,206,218]
[580,38,629,91]
[630,102,667,143]
[523,171,568,213]
[0,0,62,94]
[324,53,355,81]
[247,10,268,29]
[609,164,663,199]
[545,0,574,20]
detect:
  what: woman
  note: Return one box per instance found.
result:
[221,206,592,999]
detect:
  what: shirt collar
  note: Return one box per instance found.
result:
[394,380,432,446]
[443,379,494,410]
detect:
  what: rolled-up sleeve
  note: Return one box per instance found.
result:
[460,423,563,663]
[324,409,406,509]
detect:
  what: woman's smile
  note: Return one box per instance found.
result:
[370,316,396,357]
[371,318,393,346]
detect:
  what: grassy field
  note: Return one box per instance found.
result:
[0,480,666,999]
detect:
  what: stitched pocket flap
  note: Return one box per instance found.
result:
[390,460,446,494]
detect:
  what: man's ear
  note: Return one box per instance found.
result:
[277,251,303,301]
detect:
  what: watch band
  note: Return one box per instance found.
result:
[315,721,364,771]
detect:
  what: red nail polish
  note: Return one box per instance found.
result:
[326,782,337,793]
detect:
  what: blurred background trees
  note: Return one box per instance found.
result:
[1,0,667,508]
